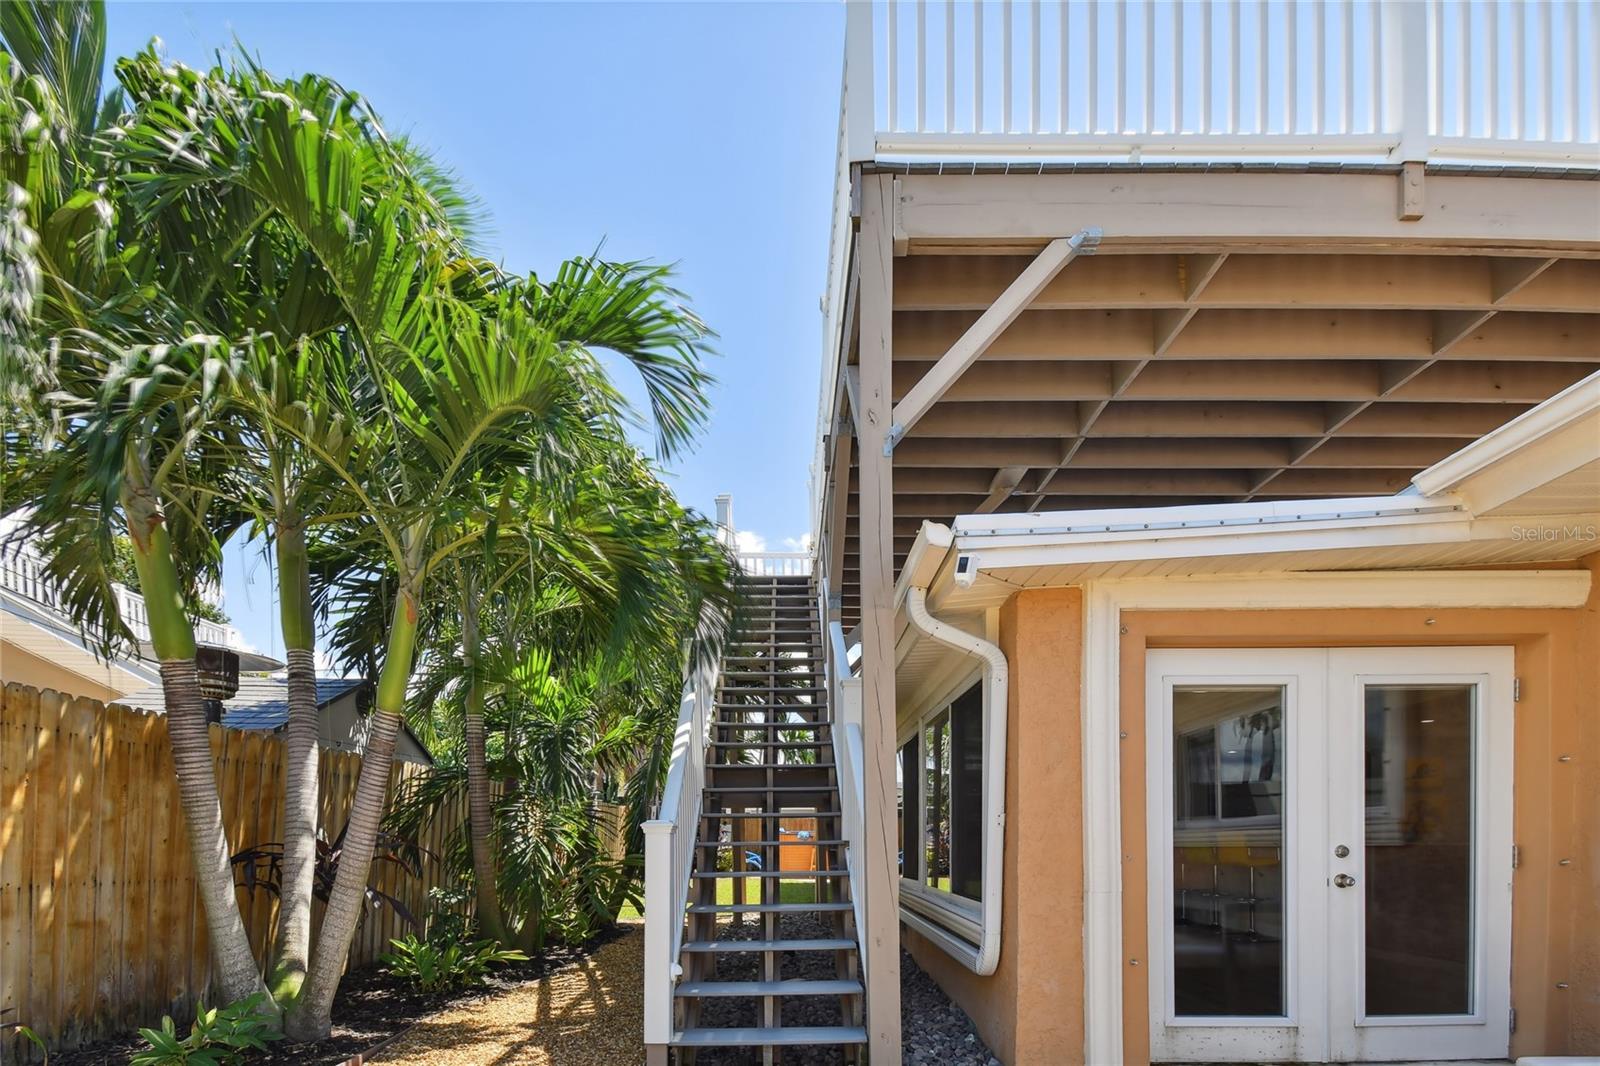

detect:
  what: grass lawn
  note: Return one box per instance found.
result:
[616,877,832,921]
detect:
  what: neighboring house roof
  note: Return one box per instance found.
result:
[116,674,366,730]
[115,674,434,765]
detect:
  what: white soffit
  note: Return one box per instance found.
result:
[1412,369,1600,516]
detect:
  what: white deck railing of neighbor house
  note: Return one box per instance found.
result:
[736,550,814,577]
[0,538,232,648]
[642,645,718,1050]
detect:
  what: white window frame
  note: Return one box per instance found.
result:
[898,665,985,940]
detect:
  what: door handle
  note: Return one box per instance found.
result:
[1333,873,1357,888]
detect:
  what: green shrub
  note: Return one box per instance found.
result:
[380,934,528,993]
[130,995,280,1065]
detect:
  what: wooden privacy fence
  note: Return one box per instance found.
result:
[0,682,469,1058]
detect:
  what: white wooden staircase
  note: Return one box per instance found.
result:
[650,573,866,1064]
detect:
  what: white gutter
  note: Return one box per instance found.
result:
[902,585,1009,976]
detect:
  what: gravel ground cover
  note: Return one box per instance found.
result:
[899,948,1000,1066]
[45,933,617,1066]
[371,924,645,1066]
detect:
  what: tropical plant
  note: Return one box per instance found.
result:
[380,934,528,994]
[230,820,431,932]
[1,1008,48,1064]
[4,1,732,1041]
[130,995,280,1066]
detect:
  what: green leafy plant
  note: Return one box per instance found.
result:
[2,1006,48,1063]
[380,934,528,993]
[130,994,280,1065]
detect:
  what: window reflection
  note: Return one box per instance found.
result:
[1364,684,1474,1017]
[1172,686,1285,1017]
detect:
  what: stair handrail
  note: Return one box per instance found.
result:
[819,579,869,979]
[642,636,717,1048]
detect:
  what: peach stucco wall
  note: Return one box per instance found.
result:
[904,586,1086,1066]
[902,555,1598,1064]
[1116,552,1600,1063]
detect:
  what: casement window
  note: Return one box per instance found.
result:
[898,681,983,904]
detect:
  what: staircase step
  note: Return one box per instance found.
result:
[708,763,835,771]
[701,810,841,819]
[687,901,854,914]
[693,869,847,879]
[670,1025,866,1048]
[715,716,828,725]
[705,785,833,792]
[676,979,863,998]
[681,938,856,953]
[698,839,846,848]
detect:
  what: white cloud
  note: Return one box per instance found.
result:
[734,530,767,553]
[782,533,814,553]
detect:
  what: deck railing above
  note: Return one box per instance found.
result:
[846,0,1600,165]
[736,550,814,577]
[0,539,233,648]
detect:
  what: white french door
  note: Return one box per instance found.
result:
[1146,647,1514,1064]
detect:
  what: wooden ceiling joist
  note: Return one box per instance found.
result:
[828,231,1600,628]
[889,231,1099,449]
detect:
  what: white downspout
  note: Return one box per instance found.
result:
[903,585,1009,976]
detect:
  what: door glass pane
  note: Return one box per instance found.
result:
[1364,683,1475,1016]
[1172,686,1286,1017]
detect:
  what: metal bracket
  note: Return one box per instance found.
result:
[883,422,905,456]
[1079,226,1104,254]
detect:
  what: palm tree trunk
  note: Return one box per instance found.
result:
[124,482,268,1008]
[461,575,509,942]
[268,520,318,1003]
[285,587,418,1042]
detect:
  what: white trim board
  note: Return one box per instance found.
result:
[1077,568,1591,1066]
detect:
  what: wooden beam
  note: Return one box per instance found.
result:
[893,171,1600,252]
[1337,402,1533,438]
[896,251,1598,314]
[890,437,1069,468]
[888,231,1099,447]
[857,173,902,1063]
[974,466,1030,513]
[907,402,1083,438]
[892,360,1113,403]
[1089,401,1328,437]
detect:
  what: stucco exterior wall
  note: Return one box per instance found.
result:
[1115,552,1600,1063]
[904,586,1086,1065]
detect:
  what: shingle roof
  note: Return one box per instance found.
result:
[115,674,365,733]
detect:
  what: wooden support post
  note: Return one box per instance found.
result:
[858,172,903,1063]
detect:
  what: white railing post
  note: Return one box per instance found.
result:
[846,0,876,162]
[1384,0,1431,161]
[641,818,675,1048]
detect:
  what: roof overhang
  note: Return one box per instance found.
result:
[890,370,1600,656]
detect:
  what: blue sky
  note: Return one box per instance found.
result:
[103,2,844,660]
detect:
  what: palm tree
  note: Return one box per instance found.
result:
[3,3,273,1008]
[392,468,733,948]
[8,7,733,1039]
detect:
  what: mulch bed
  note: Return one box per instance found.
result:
[48,926,629,1066]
